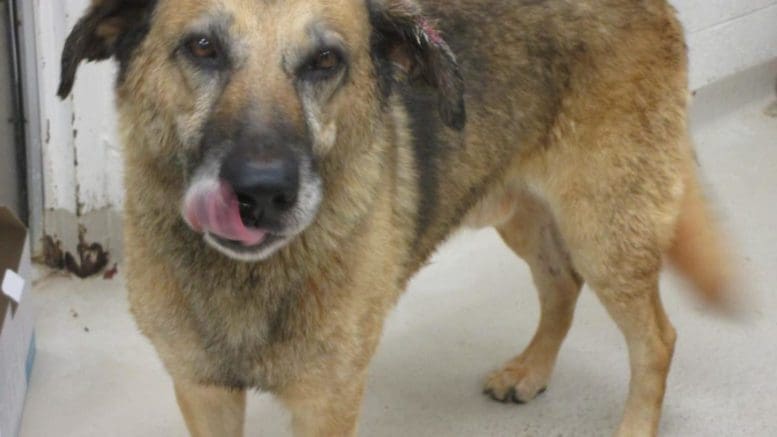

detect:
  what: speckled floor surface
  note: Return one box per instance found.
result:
[19,98,777,436]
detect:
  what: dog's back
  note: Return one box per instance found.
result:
[399,0,690,272]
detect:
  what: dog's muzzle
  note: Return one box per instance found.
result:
[184,148,301,247]
[184,179,269,247]
[182,121,323,260]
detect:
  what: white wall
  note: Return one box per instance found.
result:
[33,0,122,218]
[675,0,777,88]
[33,0,777,226]
[35,1,77,215]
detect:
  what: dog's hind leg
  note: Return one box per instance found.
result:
[558,224,676,436]
[535,132,685,436]
[483,189,583,403]
[174,381,246,437]
[591,278,675,437]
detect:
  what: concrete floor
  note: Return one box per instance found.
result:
[19,99,777,436]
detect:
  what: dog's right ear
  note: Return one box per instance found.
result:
[58,0,157,99]
[368,0,466,130]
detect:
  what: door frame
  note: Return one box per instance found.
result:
[3,0,27,220]
[8,0,44,249]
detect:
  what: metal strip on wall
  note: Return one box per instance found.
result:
[14,0,45,250]
[4,0,28,222]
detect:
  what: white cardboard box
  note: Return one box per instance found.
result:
[0,207,36,437]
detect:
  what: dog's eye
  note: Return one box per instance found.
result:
[186,36,218,59]
[300,49,344,80]
[182,35,228,69]
[311,50,340,71]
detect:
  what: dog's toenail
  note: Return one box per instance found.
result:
[510,388,526,404]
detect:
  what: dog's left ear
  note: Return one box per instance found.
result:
[58,0,157,99]
[368,0,466,130]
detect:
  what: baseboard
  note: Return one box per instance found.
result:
[690,58,777,128]
[42,207,123,267]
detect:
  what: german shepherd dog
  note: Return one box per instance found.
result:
[59,0,733,435]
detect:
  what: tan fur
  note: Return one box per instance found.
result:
[60,0,736,435]
[668,157,733,306]
[175,382,247,437]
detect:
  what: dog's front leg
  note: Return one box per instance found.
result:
[174,380,247,437]
[278,367,368,437]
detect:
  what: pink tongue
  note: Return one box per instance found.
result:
[185,180,267,247]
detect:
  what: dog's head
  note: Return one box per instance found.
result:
[59,0,464,261]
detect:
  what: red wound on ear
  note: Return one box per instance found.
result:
[418,18,444,46]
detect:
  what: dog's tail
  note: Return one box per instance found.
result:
[667,158,736,310]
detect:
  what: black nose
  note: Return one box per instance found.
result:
[220,152,299,228]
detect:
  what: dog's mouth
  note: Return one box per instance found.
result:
[184,180,270,247]
[209,233,283,252]
[182,156,322,261]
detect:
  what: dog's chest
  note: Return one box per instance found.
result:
[181,275,323,390]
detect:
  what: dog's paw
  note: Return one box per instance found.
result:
[483,358,550,404]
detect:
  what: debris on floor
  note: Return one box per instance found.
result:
[39,235,65,270]
[103,264,119,280]
[37,227,111,279]
[64,228,110,279]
